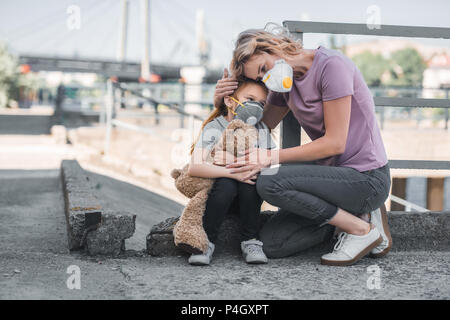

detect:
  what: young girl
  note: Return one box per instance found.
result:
[186,77,276,266]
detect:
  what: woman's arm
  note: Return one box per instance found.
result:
[226,95,352,180]
[261,103,290,130]
[272,95,351,164]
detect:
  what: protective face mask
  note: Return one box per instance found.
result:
[262,59,293,93]
[228,97,264,126]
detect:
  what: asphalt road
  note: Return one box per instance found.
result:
[1,168,449,300]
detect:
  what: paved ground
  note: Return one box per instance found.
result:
[0,130,449,300]
[1,167,449,300]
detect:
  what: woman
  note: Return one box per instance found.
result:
[213,26,392,266]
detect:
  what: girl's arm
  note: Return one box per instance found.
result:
[188,147,257,184]
[187,147,234,178]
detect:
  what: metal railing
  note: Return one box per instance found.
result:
[282,20,450,211]
[103,79,209,154]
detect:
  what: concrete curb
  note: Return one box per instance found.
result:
[61,160,136,256]
[146,210,450,256]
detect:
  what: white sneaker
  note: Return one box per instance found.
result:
[369,205,392,257]
[188,242,215,266]
[241,239,268,264]
[321,227,382,266]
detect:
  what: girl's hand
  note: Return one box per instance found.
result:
[214,68,238,108]
[226,148,273,181]
[228,170,258,185]
[213,150,236,166]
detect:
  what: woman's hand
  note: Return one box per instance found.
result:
[213,68,238,108]
[213,150,236,166]
[226,148,273,181]
[227,170,258,185]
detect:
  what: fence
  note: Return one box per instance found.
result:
[283,20,450,212]
[103,80,210,154]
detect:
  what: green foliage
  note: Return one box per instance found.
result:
[0,42,38,108]
[389,48,426,86]
[352,51,389,86]
[0,43,18,107]
[351,47,426,87]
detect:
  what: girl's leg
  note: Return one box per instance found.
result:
[237,182,264,241]
[202,178,239,243]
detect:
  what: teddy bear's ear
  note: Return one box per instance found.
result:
[170,168,182,179]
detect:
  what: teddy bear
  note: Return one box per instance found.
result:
[170,101,264,254]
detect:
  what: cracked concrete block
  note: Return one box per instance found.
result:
[61,160,136,256]
[86,211,136,256]
[146,210,450,256]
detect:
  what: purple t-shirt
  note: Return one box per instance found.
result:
[267,46,388,172]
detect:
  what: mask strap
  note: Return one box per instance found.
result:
[227,96,245,116]
[229,96,246,108]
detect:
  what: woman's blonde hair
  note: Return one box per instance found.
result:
[189,79,268,155]
[230,23,303,80]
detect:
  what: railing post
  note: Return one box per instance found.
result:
[281,26,302,151]
[179,82,185,129]
[445,88,449,130]
[100,83,107,125]
[281,111,301,149]
[154,102,160,126]
[153,84,159,125]
[188,114,195,148]
[104,79,113,155]
[113,85,121,120]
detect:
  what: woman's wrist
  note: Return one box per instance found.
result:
[269,149,281,165]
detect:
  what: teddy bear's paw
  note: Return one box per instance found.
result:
[176,242,204,255]
[170,168,182,179]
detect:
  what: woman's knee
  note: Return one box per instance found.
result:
[360,178,391,213]
[256,174,279,201]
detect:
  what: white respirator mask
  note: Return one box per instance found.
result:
[262,59,293,93]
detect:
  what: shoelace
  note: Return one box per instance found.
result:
[333,232,348,251]
[244,243,263,255]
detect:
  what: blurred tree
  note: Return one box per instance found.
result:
[388,48,426,87]
[0,43,17,108]
[0,43,37,108]
[352,51,389,86]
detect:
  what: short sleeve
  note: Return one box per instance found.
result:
[267,90,288,107]
[320,56,354,101]
[194,122,222,151]
[256,122,277,149]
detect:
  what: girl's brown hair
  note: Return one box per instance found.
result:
[189,79,268,155]
[230,23,303,81]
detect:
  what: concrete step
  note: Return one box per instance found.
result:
[61,160,136,256]
[146,210,450,256]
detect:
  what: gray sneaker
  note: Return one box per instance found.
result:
[241,239,268,264]
[369,205,392,258]
[188,242,215,266]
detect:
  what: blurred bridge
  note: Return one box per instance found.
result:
[18,55,222,83]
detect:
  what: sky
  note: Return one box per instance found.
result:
[0,0,449,69]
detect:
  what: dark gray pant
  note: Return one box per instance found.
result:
[256,162,391,258]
